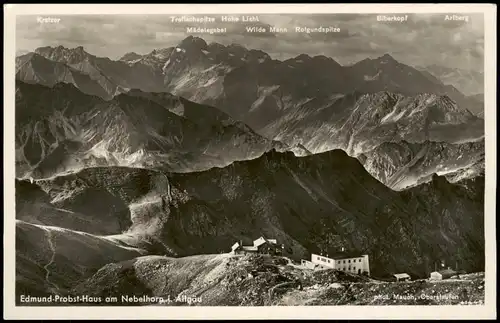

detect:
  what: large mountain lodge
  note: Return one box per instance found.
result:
[301,251,371,276]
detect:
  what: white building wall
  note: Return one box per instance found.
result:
[310,253,335,269]
[362,254,370,276]
[335,256,363,274]
[430,272,443,280]
[310,253,370,275]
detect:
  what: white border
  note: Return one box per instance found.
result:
[3,3,497,320]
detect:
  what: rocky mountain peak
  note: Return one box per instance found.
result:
[294,53,311,61]
[207,42,226,52]
[430,173,452,188]
[34,45,91,64]
[311,55,343,69]
[119,52,143,61]
[378,53,397,63]
[178,36,208,51]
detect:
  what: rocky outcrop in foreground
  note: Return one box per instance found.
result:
[20,254,485,306]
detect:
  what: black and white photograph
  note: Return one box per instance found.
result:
[4,3,497,320]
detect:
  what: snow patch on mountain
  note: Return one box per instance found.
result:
[364,70,381,81]
[380,107,406,123]
[162,59,171,73]
[249,85,282,112]
[202,77,219,87]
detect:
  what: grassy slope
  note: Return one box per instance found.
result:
[15,220,146,303]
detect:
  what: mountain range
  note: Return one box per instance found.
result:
[17,37,483,117]
[15,37,484,189]
[14,36,486,304]
[17,149,484,294]
[15,81,309,180]
[360,139,484,190]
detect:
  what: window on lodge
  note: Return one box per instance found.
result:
[359,259,362,262]
[327,260,330,263]
[337,261,341,264]
[348,260,351,263]
[343,260,346,264]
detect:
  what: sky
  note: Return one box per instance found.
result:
[16,13,484,71]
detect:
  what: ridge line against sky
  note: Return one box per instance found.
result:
[20,41,415,68]
[16,13,484,71]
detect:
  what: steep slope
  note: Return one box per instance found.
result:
[15,53,110,99]
[347,56,483,117]
[16,219,146,302]
[399,173,485,272]
[260,91,483,155]
[128,48,175,72]
[16,179,132,234]
[34,45,166,98]
[126,89,236,127]
[33,149,484,279]
[348,54,445,94]
[359,139,485,190]
[15,81,297,179]
[125,89,311,157]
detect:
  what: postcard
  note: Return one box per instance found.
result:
[3,3,497,320]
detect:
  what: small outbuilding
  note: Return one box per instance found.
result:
[393,273,411,282]
[430,268,458,280]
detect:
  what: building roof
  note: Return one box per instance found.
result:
[231,242,240,251]
[253,236,278,247]
[393,273,411,279]
[324,251,366,260]
[253,237,266,247]
[434,268,458,278]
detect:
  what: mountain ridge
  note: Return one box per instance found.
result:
[15,80,308,180]
[28,147,484,280]
[15,79,482,189]
[20,38,483,117]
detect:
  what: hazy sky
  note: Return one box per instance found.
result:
[16,13,484,70]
